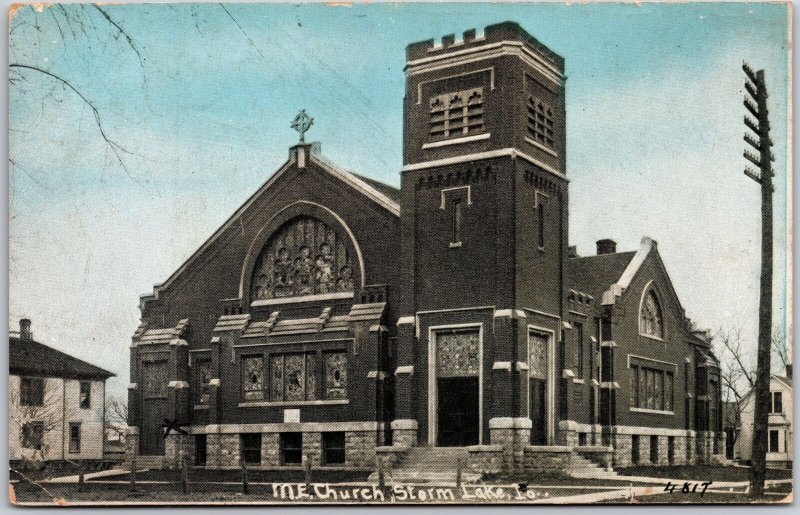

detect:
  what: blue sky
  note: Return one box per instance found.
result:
[8,3,791,399]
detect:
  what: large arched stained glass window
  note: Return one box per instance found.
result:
[250,216,355,301]
[640,290,664,339]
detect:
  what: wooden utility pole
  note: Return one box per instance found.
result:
[742,62,774,498]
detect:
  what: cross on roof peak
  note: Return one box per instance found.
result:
[291,109,314,143]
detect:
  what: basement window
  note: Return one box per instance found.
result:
[281,432,303,465]
[322,432,345,465]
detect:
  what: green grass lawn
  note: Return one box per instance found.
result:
[616,465,792,482]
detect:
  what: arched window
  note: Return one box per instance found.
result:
[640,290,664,339]
[250,216,354,301]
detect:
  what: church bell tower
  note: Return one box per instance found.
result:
[394,21,569,447]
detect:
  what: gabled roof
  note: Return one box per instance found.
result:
[774,375,793,390]
[140,145,400,308]
[10,336,114,380]
[566,250,637,303]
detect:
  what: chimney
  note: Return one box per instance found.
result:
[568,245,579,258]
[19,318,32,340]
[596,239,617,255]
[786,364,792,379]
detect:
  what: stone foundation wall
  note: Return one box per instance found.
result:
[466,445,504,475]
[521,446,571,475]
[390,420,418,448]
[164,434,192,469]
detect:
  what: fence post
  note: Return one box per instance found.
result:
[129,454,137,493]
[304,453,313,490]
[377,456,385,492]
[181,455,191,494]
[240,458,249,495]
[456,457,462,493]
[77,462,86,493]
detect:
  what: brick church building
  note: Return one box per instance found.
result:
[127,21,724,473]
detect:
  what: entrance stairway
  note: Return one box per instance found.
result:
[565,453,618,479]
[370,447,481,483]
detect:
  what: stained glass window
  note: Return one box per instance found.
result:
[324,352,348,399]
[242,356,265,401]
[269,352,318,402]
[251,217,354,301]
[640,290,664,338]
[143,361,168,399]
[437,330,480,377]
[529,331,549,380]
[194,359,212,404]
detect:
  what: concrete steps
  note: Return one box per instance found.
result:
[566,453,618,479]
[370,447,481,483]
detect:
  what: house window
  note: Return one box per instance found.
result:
[241,433,262,464]
[323,352,348,399]
[322,432,346,465]
[270,353,318,402]
[769,430,780,453]
[20,377,44,406]
[537,202,545,249]
[194,359,212,404]
[631,365,674,412]
[69,423,81,454]
[527,96,555,148]
[21,422,43,450]
[429,88,484,140]
[195,435,207,466]
[242,356,265,401]
[452,199,463,245]
[771,391,783,413]
[280,432,303,465]
[640,290,664,338]
[79,381,91,409]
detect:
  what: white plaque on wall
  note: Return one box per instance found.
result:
[284,408,300,423]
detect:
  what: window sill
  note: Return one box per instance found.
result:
[193,404,210,410]
[449,241,463,248]
[423,133,490,149]
[238,399,349,408]
[630,407,675,416]
[524,136,559,158]
[251,291,354,307]
[639,333,666,343]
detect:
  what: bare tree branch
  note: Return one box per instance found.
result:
[92,5,145,69]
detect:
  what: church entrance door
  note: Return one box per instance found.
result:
[529,330,551,445]
[432,328,481,447]
[141,359,168,455]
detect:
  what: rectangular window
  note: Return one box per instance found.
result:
[280,432,303,465]
[650,435,658,464]
[195,435,207,466]
[429,88,484,140]
[21,422,44,450]
[537,202,545,249]
[242,356,265,401]
[631,435,640,464]
[654,371,663,411]
[527,96,555,148]
[769,430,780,453]
[452,199,463,245]
[629,365,637,406]
[772,391,783,413]
[322,432,345,465]
[323,351,348,399]
[664,371,673,411]
[194,359,212,404]
[269,353,318,402]
[575,323,584,378]
[69,423,81,453]
[578,433,587,447]
[79,381,91,409]
[20,377,44,406]
[241,433,262,464]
